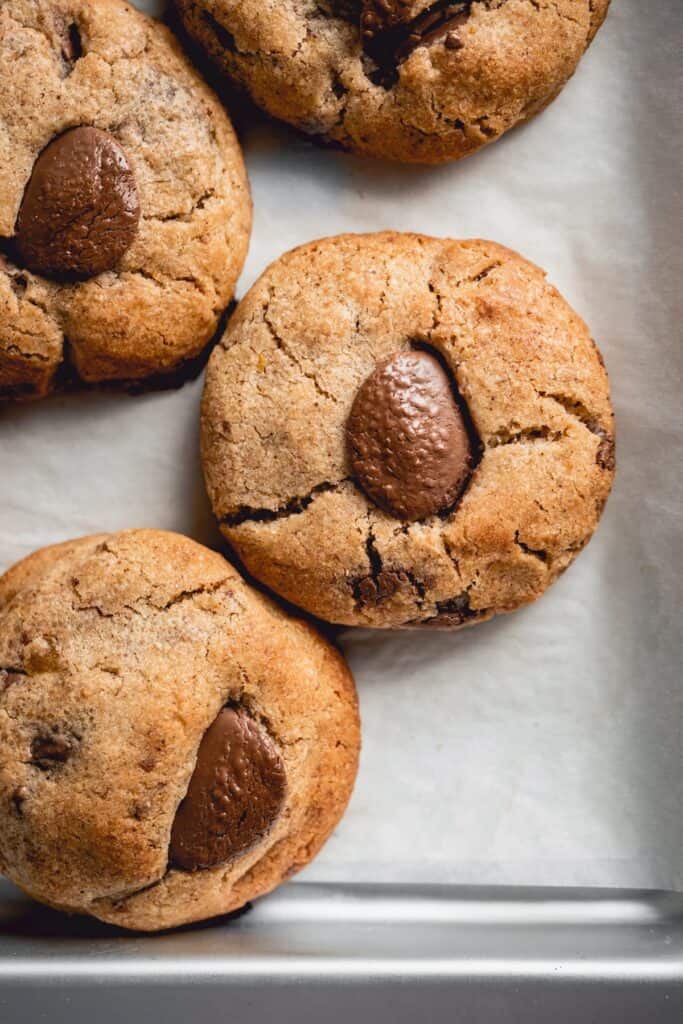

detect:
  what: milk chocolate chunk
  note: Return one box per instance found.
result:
[347,349,473,521]
[15,127,140,278]
[170,707,286,872]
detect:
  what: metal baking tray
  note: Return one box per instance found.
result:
[1,0,682,1019]
[1,880,683,1021]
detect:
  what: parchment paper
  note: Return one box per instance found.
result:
[1,0,681,891]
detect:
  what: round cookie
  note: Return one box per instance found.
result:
[175,0,610,164]
[0,0,251,400]
[0,529,359,931]
[201,232,615,629]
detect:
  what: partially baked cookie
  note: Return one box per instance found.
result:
[201,232,615,629]
[175,0,610,164]
[0,0,251,399]
[0,530,359,931]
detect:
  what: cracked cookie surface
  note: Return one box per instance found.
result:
[0,529,359,931]
[0,0,251,400]
[201,231,615,629]
[175,0,610,163]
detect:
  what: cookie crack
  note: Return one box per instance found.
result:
[92,875,166,911]
[1,340,52,361]
[141,188,218,225]
[535,390,615,471]
[70,579,230,619]
[428,258,502,332]
[513,530,548,565]
[262,295,338,403]
[153,579,230,612]
[412,584,486,626]
[125,267,209,296]
[536,389,608,436]
[222,479,352,527]
[441,532,463,579]
[352,517,426,611]
[487,425,564,447]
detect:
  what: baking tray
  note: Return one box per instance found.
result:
[1,0,682,1019]
[1,879,683,1021]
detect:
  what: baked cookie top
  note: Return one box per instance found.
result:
[0,530,359,931]
[176,0,610,163]
[201,232,615,629]
[0,0,251,399]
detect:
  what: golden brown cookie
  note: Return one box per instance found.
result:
[201,232,615,629]
[175,0,610,164]
[0,0,251,399]
[0,530,360,931]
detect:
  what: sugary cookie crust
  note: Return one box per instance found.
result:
[0,0,251,399]
[201,232,615,629]
[0,530,359,931]
[175,0,610,163]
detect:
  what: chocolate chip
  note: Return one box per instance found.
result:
[169,707,287,872]
[444,29,464,49]
[31,734,72,768]
[596,437,615,471]
[11,787,28,816]
[15,127,140,279]
[413,591,480,628]
[355,569,409,607]
[58,19,83,70]
[347,349,474,521]
[361,0,471,85]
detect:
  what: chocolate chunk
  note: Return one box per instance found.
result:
[347,349,474,521]
[413,591,479,628]
[31,734,72,768]
[58,19,83,69]
[596,437,615,471]
[15,127,140,279]
[361,0,471,85]
[170,707,287,872]
[11,787,28,816]
[355,569,409,607]
[444,29,464,49]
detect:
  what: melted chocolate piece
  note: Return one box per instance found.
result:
[361,0,471,85]
[347,349,474,521]
[169,707,287,872]
[15,127,140,279]
[31,734,72,768]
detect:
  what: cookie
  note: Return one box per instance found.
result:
[201,232,615,629]
[175,0,610,164]
[0,529,359,931]
[0,0,251,400]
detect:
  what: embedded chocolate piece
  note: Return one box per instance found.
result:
[170,707,286,871]
[596,437,615,471]
[31,734,72,768]
[355,569,409,608]
[15,127,140,278]
[361,0,471,83]
[347,349,473,521]
[413,591,480,628]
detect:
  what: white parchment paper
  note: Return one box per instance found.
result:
[1,0,681,891]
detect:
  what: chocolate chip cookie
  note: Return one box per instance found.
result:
[0,0,251,400]
[175,0,610,164]
[0,530,359,931]
[201,232,615,629]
